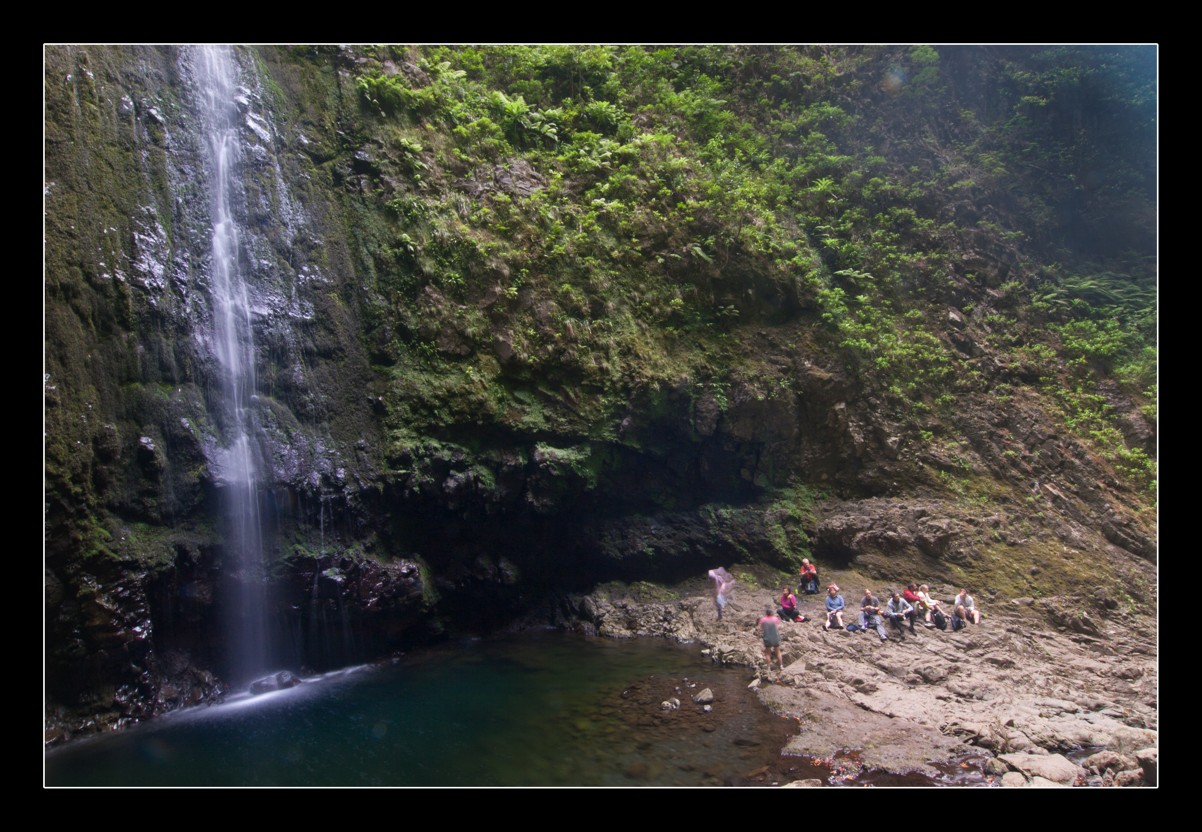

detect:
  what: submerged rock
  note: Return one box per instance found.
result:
[249,671,302,695]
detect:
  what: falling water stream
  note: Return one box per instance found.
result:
[195,45,269,684]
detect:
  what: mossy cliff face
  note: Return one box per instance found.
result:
[45,45,385,724]
[45,45,1156,733]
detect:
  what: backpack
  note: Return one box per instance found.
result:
[933,609,947,631]
[951,613,966,632]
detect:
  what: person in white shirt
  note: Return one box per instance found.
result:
[955,588,981,625]
[916,584,941,624]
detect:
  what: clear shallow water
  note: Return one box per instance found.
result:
[46,632,812,787]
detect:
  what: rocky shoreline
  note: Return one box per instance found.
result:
[555,567,1158,787]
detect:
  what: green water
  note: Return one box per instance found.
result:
[45,632,809,787]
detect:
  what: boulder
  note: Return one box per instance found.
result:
[1135,747,1157,786]
[1114,769,1144,787]
[1083,749,1136,776]
[1001,771,1028,787]
[984,757,1010,776]
[1110,726,1158,754]
[1029,776,1069,787]
[998,752,1082,785]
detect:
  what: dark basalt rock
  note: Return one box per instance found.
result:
[813,499,970,565]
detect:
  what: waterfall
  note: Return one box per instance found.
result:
[182,45,359,682]
[193,45,270,685]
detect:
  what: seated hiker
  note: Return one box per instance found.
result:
[916,584,942,624]
[778,586,801,622]
[932,604,949,631]
[955,588,982,625]
[799,559,820,595]
[884,589,916,640]
[951,605,967,631]
[859,588,888,642]
[824,584,846,631]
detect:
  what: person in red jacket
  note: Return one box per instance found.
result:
[799,559,819,595]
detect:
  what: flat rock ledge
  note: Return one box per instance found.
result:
[558,574,1158,786]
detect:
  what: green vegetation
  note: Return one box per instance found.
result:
[761,484,825,569]
[334,47,1156,502]
[46,45,1156,580]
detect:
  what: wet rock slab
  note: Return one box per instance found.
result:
[762,686,963,776]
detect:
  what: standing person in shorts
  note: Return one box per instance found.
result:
[708,567,736,621]
[757,607,784,672]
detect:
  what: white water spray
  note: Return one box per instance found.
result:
[194,45,269,683]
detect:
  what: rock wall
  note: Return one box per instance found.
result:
[45,45,387,726]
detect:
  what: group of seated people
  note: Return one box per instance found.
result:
[849,584,982,641]
[777,578,983,643]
